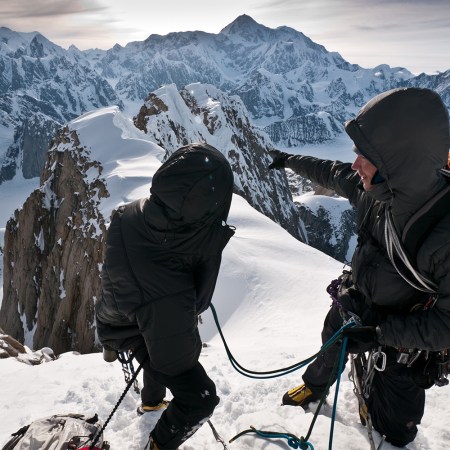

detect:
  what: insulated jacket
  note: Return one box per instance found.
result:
[284,88,450,351]
[96,143,235,375]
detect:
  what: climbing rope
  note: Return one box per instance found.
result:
[228,336,348,450]
[89,357,147,450]
[230,426,314,449]
[209,303,355,379]
[212,303,353,450]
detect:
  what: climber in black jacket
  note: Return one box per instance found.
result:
[269,87,450,447]
[96,143,235,450]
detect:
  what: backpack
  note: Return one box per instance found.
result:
[1,413,109,450]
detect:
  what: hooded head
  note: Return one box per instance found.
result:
[345,88,450,225]
[150,143,234,225]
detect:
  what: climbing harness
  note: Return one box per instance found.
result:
[213,302,354,450]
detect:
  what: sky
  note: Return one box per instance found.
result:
[0,0,449,75]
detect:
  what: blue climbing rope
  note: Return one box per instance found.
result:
[229,426,314,449]
[328,336,348,449]
[212,303,354,450]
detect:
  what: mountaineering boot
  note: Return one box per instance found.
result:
[282,383,323,409]
[148,435,179,450]
[137,399,170,416]
[148,436,159,450]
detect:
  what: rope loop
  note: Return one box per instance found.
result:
[298,437,315,449]
[228,426,315,449]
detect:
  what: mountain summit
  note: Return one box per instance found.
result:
[220,14,268,38]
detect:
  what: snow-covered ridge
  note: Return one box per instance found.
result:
[134,82,306,240]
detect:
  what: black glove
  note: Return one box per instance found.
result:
[342,326,378,354]
[268,149,291,170]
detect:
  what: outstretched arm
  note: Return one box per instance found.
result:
[268,150,362,207]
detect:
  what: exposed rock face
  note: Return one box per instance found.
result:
[408,69,450,105]
[134,83,307,241]
[298,201,357,263]
[0,327,26,358]
[264,112,341,147]
[0,126,108,354]
[21,115,62,179]
[0,114,62,183]
[285,171,357,262]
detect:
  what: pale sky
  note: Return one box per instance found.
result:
[1,0,449,75]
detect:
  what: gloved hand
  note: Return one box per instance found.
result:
[342,326,378,354]
[268,149,291,170]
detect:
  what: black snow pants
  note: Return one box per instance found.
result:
[134,347,219,450]
[303,305,425,447]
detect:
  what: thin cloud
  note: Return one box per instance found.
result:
[255,0,450,8]
[0,0,106,19]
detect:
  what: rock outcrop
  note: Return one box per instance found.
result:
[0,326,56,364]
[0,126,108,354]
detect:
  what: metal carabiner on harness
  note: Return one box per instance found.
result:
[372,349,387,372]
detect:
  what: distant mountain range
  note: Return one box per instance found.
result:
[1,14,449,185]
[1,15,449,351]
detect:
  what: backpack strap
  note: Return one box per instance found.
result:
[2,425,29,450]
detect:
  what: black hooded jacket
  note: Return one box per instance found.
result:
[96,143,235,375]
[283,88,450,351]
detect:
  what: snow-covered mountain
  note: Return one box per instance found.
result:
[0,27,121,183]
[133,82,305,240]
[0,105,301,353]
[1,16,449,184]
[0,107,165,353]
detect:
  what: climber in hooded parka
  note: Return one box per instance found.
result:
[96,143,235,450]
[269,87,450,447]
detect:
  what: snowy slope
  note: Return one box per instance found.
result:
[1,108,449,450]
[1,196,449,450]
